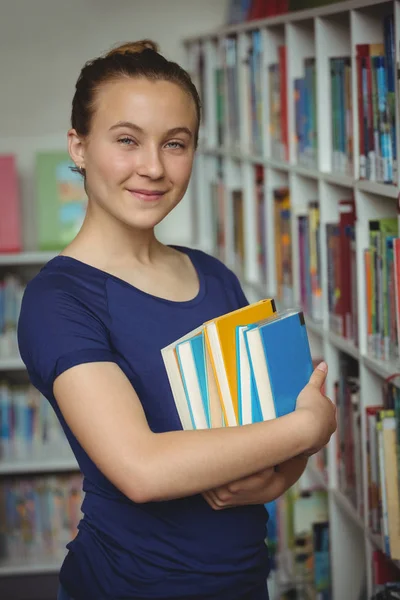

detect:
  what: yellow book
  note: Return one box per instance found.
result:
[382,413,400,560]
[204,298,276,427]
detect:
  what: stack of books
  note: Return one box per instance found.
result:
[161,299,314,429]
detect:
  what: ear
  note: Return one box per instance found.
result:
[68,128,86,170]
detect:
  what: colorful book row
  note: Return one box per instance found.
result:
[0,382,71,462]
[0,152,87,254]
[0,474,83,563]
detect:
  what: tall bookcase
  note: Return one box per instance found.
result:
[184,1,400,599]
[0,252,81,589]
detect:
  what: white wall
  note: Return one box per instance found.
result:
[0,0,229,250]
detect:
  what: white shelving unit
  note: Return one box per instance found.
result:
[184,2,400,599]
[0,250,80,578]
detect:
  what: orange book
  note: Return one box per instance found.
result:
[274,188,290,302]
[204,298,276,426]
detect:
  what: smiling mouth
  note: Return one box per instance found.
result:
[127,189,167,201]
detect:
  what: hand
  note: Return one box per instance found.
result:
[202,467,277,510]
[295,361,337,456]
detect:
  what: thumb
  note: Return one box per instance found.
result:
[308,361,328,389]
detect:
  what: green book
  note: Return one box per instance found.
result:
[36,151,87,250]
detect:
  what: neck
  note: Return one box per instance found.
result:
[64,200,162,267]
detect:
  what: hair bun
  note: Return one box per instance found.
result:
[106,40,159,58]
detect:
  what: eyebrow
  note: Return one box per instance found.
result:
[109,121,193,138]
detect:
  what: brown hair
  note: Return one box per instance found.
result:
[71,39,201,163]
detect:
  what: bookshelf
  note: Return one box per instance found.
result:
[185,1,400,598]
[0,251,81,577]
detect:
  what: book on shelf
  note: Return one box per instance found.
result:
[0,381,72,464]
[209,165,266,283]
[0,273,25,360]
[210,158,226,262]
[330,56,353,177]
[333,360,400,562]
[36,151,87,251]
[0,155,21,255]
[0,473,83,565]
[161,299,314,430]
[326,196,357,343]
[232,188,245,276]
[371,549,400,597]
[248,30,263,156]
[255,165,267,283]
[297,201,322,323]
[356,14,397,184]
[268,45,288,162]
[365,217,399,361]
[227,0,288,25]
[294,57,317,170]
[366,375,400,561]
[224,36,240,151]
[274,187,293,308]
[334,353,363,516]
[271,486,331,597]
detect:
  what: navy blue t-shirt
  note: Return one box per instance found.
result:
[17,246,270,600]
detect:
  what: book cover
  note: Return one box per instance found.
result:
[0,155,21,254]
[36,151,87,250]
[245,309,313,420]
[204,298,276,426]
[175,333,210,430]
[161,325,204,430]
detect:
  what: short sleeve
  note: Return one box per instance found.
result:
[18,275,115,393]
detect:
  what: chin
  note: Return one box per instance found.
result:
[121,203,179,231]
[119,212,168,231]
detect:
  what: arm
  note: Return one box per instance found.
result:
[202,455,308,510]
[54,362,329,504]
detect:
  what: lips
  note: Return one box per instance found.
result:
[127,189,166,202]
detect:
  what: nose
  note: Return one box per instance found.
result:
[136,144,165,180]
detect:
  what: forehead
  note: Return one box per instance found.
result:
[92,77,197,131]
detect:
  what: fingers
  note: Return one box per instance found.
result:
[308,361,328,390]
[203,468,277,510]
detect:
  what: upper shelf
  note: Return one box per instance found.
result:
[197,148,400,198]
[0,251,57,266]
[183,0,391,42]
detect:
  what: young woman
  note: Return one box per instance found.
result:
[17,40,336,600]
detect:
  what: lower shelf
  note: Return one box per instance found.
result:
[0,554,65,576]
[0,456,79,475]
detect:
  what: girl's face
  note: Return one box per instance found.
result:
[69,77,197,231]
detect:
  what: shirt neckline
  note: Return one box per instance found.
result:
[48,245,207,307]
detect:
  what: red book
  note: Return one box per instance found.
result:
[355,45,370,180]
[337,198,356,339]
[247,0,267,20]
[266,0,278,16]
[372,549,400,584]
[276,0,288,14]
[0,155,21,253]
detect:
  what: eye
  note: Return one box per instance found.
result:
[165,141,185,149]
[118,137,136,146]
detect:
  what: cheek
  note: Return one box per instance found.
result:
[168,155,193,188]
[91,142,132,186]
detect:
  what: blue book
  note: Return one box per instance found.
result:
[236,325,263,425]
[175,332,210,429]
[244,309,313,420]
